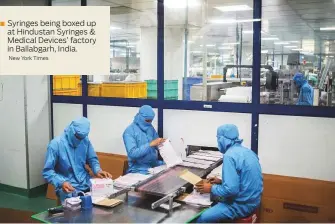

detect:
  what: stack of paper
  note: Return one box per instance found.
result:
[181,161,209,169]
[158,139,183,167]
[199,150,222,157]
[183,158,215,166]
[179,169,202,185]
[114,173,150,188]
[148,165,167,175]
[188,154,219,162]
[92,198,123,208]
[183,191,212,207]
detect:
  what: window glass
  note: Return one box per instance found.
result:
[51,1,82,96]
[53,75,82,96]
[87,0,157,99]
[261,0,335,106]
[52,0,80,6]
[164,0,254,103]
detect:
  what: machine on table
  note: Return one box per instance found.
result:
[32,146,222,223]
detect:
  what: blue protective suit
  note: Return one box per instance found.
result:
[293,73,313,106]
[42,117,101,202]
[123,105,164,175]
[197,124,263,223]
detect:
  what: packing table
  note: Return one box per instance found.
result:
[32,147,221,223]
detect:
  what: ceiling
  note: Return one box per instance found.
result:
[52,0,335,56]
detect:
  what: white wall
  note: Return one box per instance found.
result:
[26,76,50,188]
[87,105,158,155]
[0,76,27,189]
[53,103,83,137]
[163,109,252,158]
[140,27,157,80]
[258,114,335,182]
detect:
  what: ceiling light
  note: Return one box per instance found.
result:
[222,42,239,45]
[243,30,265,34]
[291,48,303,51]
[210,18,261,24]
[274,42,290,45]
[301,51,314,55]
[206,44,215,47]
[126,46,135,48]
[218,47,232,50]
[215,5,252,12]
[261,50,268,53]
[284,45,298,48]
[165,0,200,9]
[261,37,279,41]
[320,27,335,31]
[191,51,202,53]
[289,41,300,43]
[110,26,121,30]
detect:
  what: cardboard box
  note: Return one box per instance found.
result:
[260,174,335,223]
[90,178,114,197]
[260,197,335,223]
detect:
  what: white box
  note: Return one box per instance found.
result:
[90,178,114,197]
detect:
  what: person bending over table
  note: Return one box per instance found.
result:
[123,105,165,175]
[42,117,112,203]
[195,124,263,223]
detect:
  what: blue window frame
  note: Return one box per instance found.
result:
[49,0,335,155]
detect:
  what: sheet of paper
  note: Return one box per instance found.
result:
[207,164,222,179]
[181,161,210,169]
[179,169,202,185]
[188,154,219,162]
[148,165,167,175]
[114,173,150,188]
[183,158,215,166]
[158,139,183,167]
[183,191,211,207]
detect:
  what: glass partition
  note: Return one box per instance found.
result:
[87,0,157,99]
[164,0,254,103]
[260,0,335,106]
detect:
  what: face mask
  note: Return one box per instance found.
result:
[72,137,82,148]
[68,126,83,148]
[217,136,225,153]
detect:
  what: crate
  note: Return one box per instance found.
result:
[78,83,101,97]
[146,80,178,99]
[101,82,147,98]
[146,80,178,91]
[53,75,80,89]
[53,89,79,96]
[183,77,202,100]
[211,75,223,79]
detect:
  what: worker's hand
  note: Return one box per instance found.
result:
[207,177,222,184]
[62,182,75,193]
[150,138,165,147]
[96,170,113,179]
[194,180,212,194]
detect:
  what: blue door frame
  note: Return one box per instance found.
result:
[49,0,335,155]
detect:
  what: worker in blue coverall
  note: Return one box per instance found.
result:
[293,73,313,106]
[42,117,112,203]
[195,124,263,223]
[123,105,165,175]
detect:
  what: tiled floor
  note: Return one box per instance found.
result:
[0,191,56,213]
